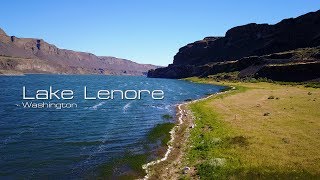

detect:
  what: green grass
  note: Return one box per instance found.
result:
[185,86,246,179]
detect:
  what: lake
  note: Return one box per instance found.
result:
[0,75,224,178]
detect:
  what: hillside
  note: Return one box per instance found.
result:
[148,46,320,81]
[0,28,159,75]
[148,10,320,82]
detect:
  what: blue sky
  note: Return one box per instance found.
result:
[1,1,319,66]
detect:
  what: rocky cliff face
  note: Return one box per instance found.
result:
[0,29,159,75]
[173,10,320,66]
[148,10,320,82]
[149,46,320,81]
[173,11,320,65]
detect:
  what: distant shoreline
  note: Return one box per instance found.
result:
[0,72,148,76]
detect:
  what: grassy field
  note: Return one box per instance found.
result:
[182,77,320,179]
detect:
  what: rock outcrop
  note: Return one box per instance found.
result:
[173,10,320,66]
[0,28,159,75]
[149,46,320,82]
[148,10,320,82]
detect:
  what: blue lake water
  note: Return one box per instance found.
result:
[0,75,224,178]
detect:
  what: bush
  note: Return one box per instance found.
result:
[263,112,270,116]
[268,96,275,99]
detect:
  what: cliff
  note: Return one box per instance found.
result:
[148,10,320,82]
[0,29,159,75]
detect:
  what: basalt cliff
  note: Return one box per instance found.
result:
[148,10,320,82]
[0,29,159,75]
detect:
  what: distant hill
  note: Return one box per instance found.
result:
[0,28,160,75]
[148,10,320,82]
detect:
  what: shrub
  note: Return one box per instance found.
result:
[263,112,270,116]
[268,96,275,99]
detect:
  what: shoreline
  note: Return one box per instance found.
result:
[142,86,234,179]
[169,78,320,179]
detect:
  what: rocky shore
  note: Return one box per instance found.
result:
[142,86,233,179]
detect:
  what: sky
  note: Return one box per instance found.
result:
[0,1,319,66]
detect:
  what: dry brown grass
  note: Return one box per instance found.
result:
[210,82,320,173]
[182,78,320,179]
